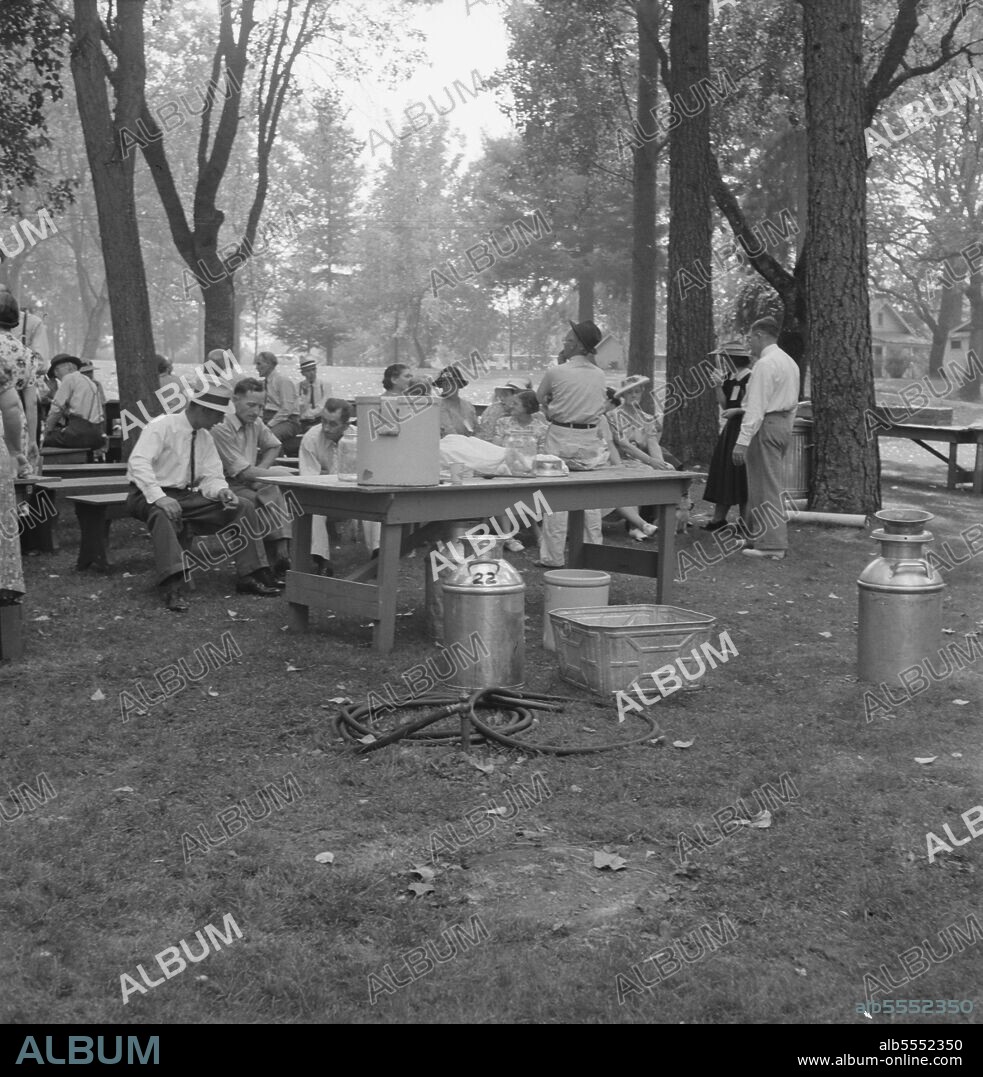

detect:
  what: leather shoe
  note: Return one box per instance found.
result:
[162,587,189,612]
[236,573,281,597]
[257,567,286,590]
[271,557,291,582]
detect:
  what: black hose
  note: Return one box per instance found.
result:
[334,688,661,756]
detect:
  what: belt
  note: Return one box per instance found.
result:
[551,420,598,430]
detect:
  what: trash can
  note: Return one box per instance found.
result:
[442,558,525,690]
[542,569,611,651]
[780,418,813,501]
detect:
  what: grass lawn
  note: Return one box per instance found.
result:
[0,432,981,1026]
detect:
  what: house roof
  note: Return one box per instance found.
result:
[950,321,972,335]
[870,298,925,339]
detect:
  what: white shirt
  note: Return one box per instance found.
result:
[128,412,229,504]
[297,375,333,420]
[51,371,104,424]
[298,425,340,477]
[736,344,799,447]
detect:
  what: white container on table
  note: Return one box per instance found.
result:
[354,395,440,487]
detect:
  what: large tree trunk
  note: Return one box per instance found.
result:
[664,0,716,466]
[79,288,108,357]
[577,258,595,323]
[627,0,660,394]
[801,0,879,513]
[964,276,983,402]
[929,283,962,376]
[71,0,157,453]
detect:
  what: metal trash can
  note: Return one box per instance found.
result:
[858,509,944,683]
[542,569,610,651]
[780,418,813,501]
[442,558,525,690]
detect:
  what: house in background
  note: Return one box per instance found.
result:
[870,298,932,377]
[944,321,972,365]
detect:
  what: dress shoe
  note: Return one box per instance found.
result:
[236,573,282,596]
[741,548,786,560]
[161,586,189,612]
[258,567,286,590]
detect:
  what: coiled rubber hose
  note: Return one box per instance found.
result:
[335,687,660,756]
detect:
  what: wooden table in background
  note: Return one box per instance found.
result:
[877,423,983,495]
[268,467,693,654]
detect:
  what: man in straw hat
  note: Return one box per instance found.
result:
[126,382,281,611]
[297,356,333,429]
[534,320,616,567]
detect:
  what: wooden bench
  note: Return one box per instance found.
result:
[0,601,24,661]
[68,493,133,571]
[877,423,983,495]
[41,446,97,465]
[41,462,127,479]
[14,478,61,554]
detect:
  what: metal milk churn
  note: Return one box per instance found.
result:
[441,558,525,691]
[857,509,944,683]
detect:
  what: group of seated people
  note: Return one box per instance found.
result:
[125,344,686,611]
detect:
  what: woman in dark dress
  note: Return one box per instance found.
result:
[703,342,752,531]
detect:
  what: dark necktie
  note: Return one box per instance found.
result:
[189,428,197,490]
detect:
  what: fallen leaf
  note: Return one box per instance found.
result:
[570,785,582,793]
[122,572,134,579]
[467,756,495,774]
[828,593,841,599]
[408,880,435,896]
[280,625,290,632]
[485,807,509,816]
[227,610,239,618]
[286,664,301,673]
[410,865,435,881]
[328,697,349,704]
[673,739,695,749]
[357,734,377,745]
[113,616,124,621]
[914,756,937,765]
[953,699,969,706]
[737,610,749,615]
[942,628,955,635]
[819,631,833,639]
[314,852,335,865]
[31,615,50,622]
[951,752,963,758]
[113,786,134,793]
[581,726,597,733]
[207,688,219,698]
[90,689,105,701]
[516,829,551,840]
[748,810,772,829]
[795,967,807,977]
[593,850,627,871]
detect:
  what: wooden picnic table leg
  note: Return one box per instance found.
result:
[0,602,24,662]
[655,502,676,604]
[947,443,959,490]
[974,441,983,496]
[75,504,110,572]
[372,523,403,653]
[287,512,313,632]
[567,509,586,567]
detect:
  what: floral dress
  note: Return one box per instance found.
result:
[0,331,40,466]
[0,347,27,598]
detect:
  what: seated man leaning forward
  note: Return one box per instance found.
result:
[126,382,282,612]
[256,350,301,442]
[43,353,106,449]
[298,398,353,576]
[211,377,296,585]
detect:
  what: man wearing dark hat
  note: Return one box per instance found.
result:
[127,383,281,611]
[42,354,106,448]
[731,318,799,560]
[297,357,333,429]
[534,321,615,567]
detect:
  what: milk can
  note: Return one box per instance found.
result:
[857,509,944,683]
[442,558,525,691]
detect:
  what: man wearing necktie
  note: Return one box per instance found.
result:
[297,357,333,430]
[127,383,281,611]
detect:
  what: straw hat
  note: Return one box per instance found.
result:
[188,383,233,413]
[612,375,651,401]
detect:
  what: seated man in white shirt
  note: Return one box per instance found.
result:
[256,351,301,441]
[298,398,353,576]
[297,357,333,431]
[43,354,105,449]
[212,377,297,584]
[126,383,281,611]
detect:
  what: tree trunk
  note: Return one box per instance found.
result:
[577,259,595,323]
[801,0,879,513]
[70,0,158,454]
[79,289,108,357]
[928,283,962,376]
[663,0,716,466]
[963,277,983,402]
[627,0,660,397]
[200,261,237,356]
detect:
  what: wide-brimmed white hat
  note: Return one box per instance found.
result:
[188,383,233,413]
[710,340,751,356]
[612,375,651,401]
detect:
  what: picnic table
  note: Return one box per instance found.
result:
[268,466,693,654]
[876,423,983,495]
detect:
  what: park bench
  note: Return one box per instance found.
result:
[68,492,134,571]
[41,462,127,478]
[41,445,104,466]
[876,423,983,495]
